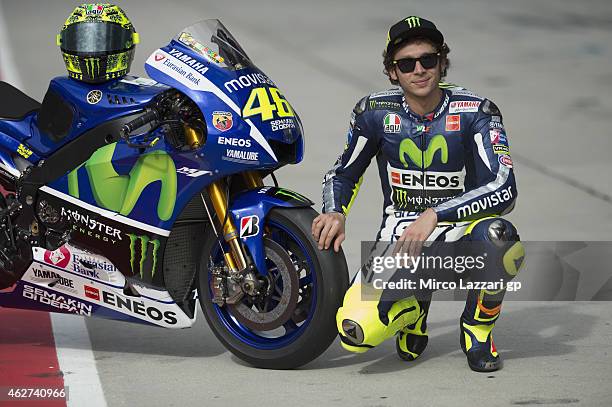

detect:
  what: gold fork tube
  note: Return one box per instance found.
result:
[206,180,247,271]
[242,171,264,189]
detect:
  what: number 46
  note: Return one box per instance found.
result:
[242,87,294,121]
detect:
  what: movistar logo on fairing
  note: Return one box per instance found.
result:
[399,134,448,169]
[168,48,209,75]
[67,143,177,221]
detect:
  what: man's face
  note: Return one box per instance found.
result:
[389,40,443,99]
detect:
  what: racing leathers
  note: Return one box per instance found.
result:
[323,83,525,371]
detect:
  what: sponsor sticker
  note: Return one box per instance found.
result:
[445,115,461,131]
[457,186,513,218]
[23,284,92,316]
[176,167,212,177]
[218,136,251,147]
[147,49,208,90]
[493,144,510,155]
[85,4,104,14]
[223,73,275,94]
[31,268,75,289]
[383,113,402,133]
[84,285,100,301]
[240,215,260,238]
[212,111,233,132]
[225,149,259,161]
[271,118,296,132]
[490,129,507,145]
[44,246,71,269]
[17,144,33,159]
[499,155,513,168]
[449,100,481,113]
[389,167,465,190]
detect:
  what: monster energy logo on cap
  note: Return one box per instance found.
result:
[84,57,101,78]
[128,234,160,279]
[405,16,421,28]
[399,134,448,169]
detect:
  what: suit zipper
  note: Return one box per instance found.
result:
[420,131,425,212]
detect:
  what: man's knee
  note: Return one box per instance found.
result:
[465,217,524,279]
[336,283,421,352]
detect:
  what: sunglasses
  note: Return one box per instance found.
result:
[393,53,440,73]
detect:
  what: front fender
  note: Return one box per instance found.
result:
[229,187,313,276]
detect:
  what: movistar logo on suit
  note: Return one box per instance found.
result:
[399,134,448,169]
[405,16,421,28]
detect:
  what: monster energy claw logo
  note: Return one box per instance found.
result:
[84,57,101,78]
[128,234,160,279]
[275,188,309,202]
[405,16,421,28]
[399,134,448,169]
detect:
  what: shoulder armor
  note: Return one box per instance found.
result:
[363,88,403,111]
[480,99,502,116]
[447,84,485,100]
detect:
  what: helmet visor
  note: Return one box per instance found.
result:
[61,22,134,54]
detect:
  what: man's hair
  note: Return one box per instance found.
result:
[382,37,451,85]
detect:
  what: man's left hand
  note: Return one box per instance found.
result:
[393,208,438,258]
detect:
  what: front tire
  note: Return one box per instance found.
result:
[198,207,348,369]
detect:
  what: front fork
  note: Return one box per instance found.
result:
[205,171,264,302]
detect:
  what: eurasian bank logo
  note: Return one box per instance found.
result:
[399,134,448,169]
[405,16,421,28]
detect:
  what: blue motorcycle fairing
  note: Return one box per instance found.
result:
[228,186,313,276]
[24,76,168,158]
[144,39,305,163]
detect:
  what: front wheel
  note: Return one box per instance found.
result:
[198,207,349,369]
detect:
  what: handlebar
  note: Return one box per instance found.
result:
[121,108,159,136]
[120,109,160,149]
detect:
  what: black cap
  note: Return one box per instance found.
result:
[386,16,444,55]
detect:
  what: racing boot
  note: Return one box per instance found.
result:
[396,298,430,361]
[459,289,505,372]
[337,283,421,352]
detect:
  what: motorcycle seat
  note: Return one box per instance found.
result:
[0,81,41,120]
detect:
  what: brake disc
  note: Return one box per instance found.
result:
[228,238,299,331]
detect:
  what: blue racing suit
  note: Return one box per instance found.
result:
[324,84,524,367]
[322,84,516,239]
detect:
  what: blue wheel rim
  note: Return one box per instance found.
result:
[210,218,317,350]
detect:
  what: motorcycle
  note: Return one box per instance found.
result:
[0,19,348,369]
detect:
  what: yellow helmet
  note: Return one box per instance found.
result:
[57,4,140,83]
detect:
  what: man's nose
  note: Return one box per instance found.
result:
[413,60,426,74]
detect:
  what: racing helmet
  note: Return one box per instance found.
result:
[57,4,140,83]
